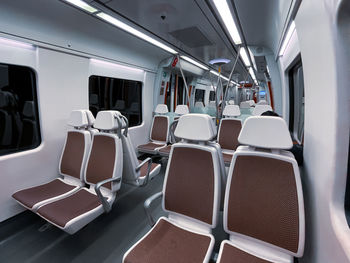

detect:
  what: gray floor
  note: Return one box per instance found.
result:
[0,169,166,263]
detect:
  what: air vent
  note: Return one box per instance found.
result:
[169,26,212,48]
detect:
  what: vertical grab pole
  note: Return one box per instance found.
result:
[177,55,191,106]
[223,46,241,108]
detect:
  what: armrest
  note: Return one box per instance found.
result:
[94,177,121,213]
[135,157,152,187]
[144,191,163,227]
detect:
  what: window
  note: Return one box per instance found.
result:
[288,60,305,144]
[0,63,40,156]
[89,76,142,127]
[194,89,205,105]
[209,90,215,101]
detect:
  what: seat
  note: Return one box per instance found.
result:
[227,100,235,105]
[252,104,273,116]
[120,113,161,186]
[239,101,251,109]
[35,110,123,234]
[12,110,91,211]
[217,116,305,263]
[123,114,222,263]
[85,109,99,136]
[137,104,169,154]
[19,101,39,147]
[248,100,255,107]
[158,105,189,157]
[217,105,242,166]
[257,100,268,105]
[194,101,205,108]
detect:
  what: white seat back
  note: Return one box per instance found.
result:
[252,104,273,116]
[239,101,251,109]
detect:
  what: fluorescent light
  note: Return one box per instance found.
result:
[240,48,251,67]
[90,58,143,72]
[248,47,257,70]
[64,0,98,13]
[249,67,256,81]
[279,21,296,56]
[0,37,35,50]
[210,70,230,81]
[180,56,209,70]
[213,0,242,45]
[96,12,177,54]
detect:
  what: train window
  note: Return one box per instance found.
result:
[288,60,305,144]
[89,76,142,127]
[0,63,40,156]
[209,90,215,101]
[194,89,205,105]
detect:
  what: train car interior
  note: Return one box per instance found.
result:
[0,0,349,262]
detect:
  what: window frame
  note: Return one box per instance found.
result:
[0,62,41,156]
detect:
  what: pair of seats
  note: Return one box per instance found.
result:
[217,105,242,166]
[123,115,304,263]
[12,110,123,234]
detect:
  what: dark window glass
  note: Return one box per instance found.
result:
[194,89,205,105]
[0,63,40,156]
[209,91,215,101]
[89,76,142,127]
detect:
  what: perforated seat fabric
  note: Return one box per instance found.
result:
[218,242,273,263]
[12,179,77,209]
[138,160,161,178]
[124,218,212,263]
[37,188,103,228]
[218,119,242,151]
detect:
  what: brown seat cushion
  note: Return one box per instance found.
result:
[218,119,242,151]
[223,152,233,164]
[12,179,77,209]
[138,160,160,178]
[37,189,101,228]
[158,145,172,155]
[124,218,212,263]
[137,142,166,152]
[218,242,273,263]
[150,116,168,142]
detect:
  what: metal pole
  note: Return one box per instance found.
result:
[177,55,191,104]
[223,46,241,108]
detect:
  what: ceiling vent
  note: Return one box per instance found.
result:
[169,26,212,48]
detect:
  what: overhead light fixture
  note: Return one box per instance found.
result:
[240,48,251,67]
[64,0,98,13]
[96,12,177,54]
[90,58,144,72]
[180,56,209,70]
[0,37,35,50]
[248,47,257,71]
[210,70,230,81]
[249,67,257,81]
[213,0,242,45]
[279,21,296,57]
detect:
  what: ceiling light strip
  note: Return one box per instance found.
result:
[279,21,296,57]
[64,0,98,13]
[180,56,209,70]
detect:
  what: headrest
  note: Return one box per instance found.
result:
[154,104,168,114]
[174,114,216,141]
[223,105,241,117]
[238,116,293,149]
[94,110,122,130]
[85,110,95,127]
[228,100,235,105]
[0,91,16,108]
[240,101,250,109]
[248,100,255,106]
[194,101,204,108]
[252,105,273,116]
[257,100,268,105]
[23,101,35,118]
[114,100,125,110]
[175,105,189,115]
[68,110,89,128]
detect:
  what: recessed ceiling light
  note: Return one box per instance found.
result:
[96,12,177,54]
[279,21,296,57]
[213,0,242,45]
[64,0,98,13]
[180,56,209,70]
[240,48,251,67]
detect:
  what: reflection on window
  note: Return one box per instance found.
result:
[89,76,142,127]
[194,89,205,106]
[209,91,215,101]
[0,63,40,156]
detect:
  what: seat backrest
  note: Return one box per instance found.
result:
[194,101,204,108]
[85,110,123,193]
[218,105,242,151]
[19,101,39,147]
[252,104,273,116]
[227,100,235,105]
[59,110,92,183]
[85,109,99,136]
[114,100,125,110]
[224,116,305,260]
[257,100,268,105]
[163,114,221,231]
[150,104,169,143]
[175,104,189,115]
[248,100,255,106]
[239,101,250,109]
